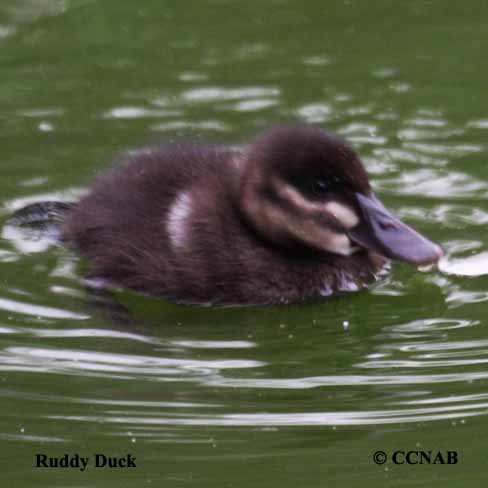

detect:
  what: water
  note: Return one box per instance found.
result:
[1,0,488,486]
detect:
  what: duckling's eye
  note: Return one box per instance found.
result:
[311,179,330,198]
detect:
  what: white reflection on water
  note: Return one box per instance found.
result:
[377,169,488,198]
[439,251,488,277]
[402,141,481,157]
[303,55,332,66]
[48,404,483,426]
[0,25,16,39]
[203,371,488,389]
[466,119,488,129]
[397,128,465,141]
[4,0,67,24]
[0,433,66,443]
[2,224,58,253]
[296,103,332,123]
[421,205,488,228]
[3,347,264,378]
[181,86,280,103]
[232,99,278,112]
[4,340,488,391]
[178,71,209,82]
[405,118,447,128]
[0,297,88,320]
[102,106,181,119]
[373,147,446,167]
[26,327,158,344]
[171,340,255,349]
[151,120,228,132]
[3,189,85,213]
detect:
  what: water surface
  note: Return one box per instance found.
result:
[1,1,488,486]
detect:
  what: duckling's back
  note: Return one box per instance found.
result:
[62,145,242,302]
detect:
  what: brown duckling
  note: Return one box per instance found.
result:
[18,125,444,306]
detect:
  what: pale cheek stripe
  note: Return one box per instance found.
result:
[324,201,359,229]
[167,191,193,250]
[323,232,355,256]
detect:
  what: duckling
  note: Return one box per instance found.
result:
[20,125,444,306]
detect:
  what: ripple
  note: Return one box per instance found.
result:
[17,108,64,118]
[466,119,488,129]
[48,402,486,426]
[19,177,49,187]
[345,104,374,116]
[102,106,181,119]
[224,99,277,112]
[3,189,85,214]
[0,25,16,40]
[402,142,482,158]
[26,327,158,344]
[2,347,264,379]
[445,289,488,307]
[172,340,256,349]
[398,392,488,405]
[374,147,446,166]
[178,71,209,82]
[405,118,447,128]
[203,371,488,389]
[372,67,397,78]
[151,120,229,132]
[0,433,66,443]
[296,103,332,123]
[425,204,488,228]
[389,82,411,93]
[303,55,332,66]
[4,0,68,23]
[380,318,478,334]
[0,326,17,334]
[2,223,58,253]
[181,86,280,103]
[377,169,488,199]
[439,251,488,277]
[397,128,465,141]
[0,298,88,320]
[339,122,378,136]
[345,134,387,146]
[80,398,220,409]
[0,389,220,410]
[0,249,18,263]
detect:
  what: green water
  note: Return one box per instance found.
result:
[2,0,488,486]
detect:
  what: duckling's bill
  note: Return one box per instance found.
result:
[348,193,443,265]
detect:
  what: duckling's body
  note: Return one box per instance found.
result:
[59,125,441,306]
[63,145,380,304]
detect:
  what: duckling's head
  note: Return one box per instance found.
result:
[239,125,442,264]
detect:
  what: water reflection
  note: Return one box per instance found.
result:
[1,1,488,468]
[1,292,488,430]
[2,88,488,434]
[4,346,263,378]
